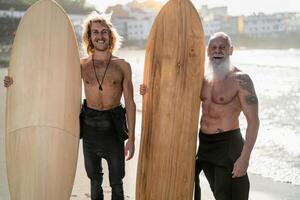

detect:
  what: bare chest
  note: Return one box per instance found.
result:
[82,62,123,88]
[201,79,238,105]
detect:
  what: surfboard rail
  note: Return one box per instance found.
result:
[136,0,205,199]
[5,0,81,199]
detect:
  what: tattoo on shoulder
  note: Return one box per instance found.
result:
[236,74,258,105]
[235,74,255,93]
[245,94,258,105]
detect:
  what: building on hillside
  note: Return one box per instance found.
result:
[107,4,156,41]
[284,12,300,33]
[243,13,285,38]
[199,5,228,21]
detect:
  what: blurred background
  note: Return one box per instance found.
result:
[1,0,300,199]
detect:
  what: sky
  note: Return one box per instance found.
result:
[86,0,300,16]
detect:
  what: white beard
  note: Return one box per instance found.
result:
[205,57,233,82]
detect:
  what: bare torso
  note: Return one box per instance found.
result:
[81,56,126,110]
[200,68,242,134]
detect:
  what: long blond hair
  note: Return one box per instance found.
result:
[82,11,122,55]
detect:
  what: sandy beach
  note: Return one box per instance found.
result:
[69,140,300,200]
[1,128,300,200]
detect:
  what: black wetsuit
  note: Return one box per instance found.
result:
[80,100,128,200]
[194,129,249,200]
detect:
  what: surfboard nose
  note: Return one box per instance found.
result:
[6,0,81,138]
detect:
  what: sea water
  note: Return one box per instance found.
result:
[115,48,300,185]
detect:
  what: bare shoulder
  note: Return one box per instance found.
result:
[223,67,243,83]
[229,66,241,77]
[234,70,252,83]
[112,56,131,72]
[80,56,90,68]
[233,70,256,94]
[112,56,130,66]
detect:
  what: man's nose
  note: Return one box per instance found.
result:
[215,47,223,53]
[97,34,104,40]
[212,49,219,55]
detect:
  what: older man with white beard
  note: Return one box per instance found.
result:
[194,32,259,200]
[139,32,259,200]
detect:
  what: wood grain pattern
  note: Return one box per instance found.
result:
[136,0,205,199]
[5,0,81,199]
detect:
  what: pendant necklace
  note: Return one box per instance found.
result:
[92,53,112,91]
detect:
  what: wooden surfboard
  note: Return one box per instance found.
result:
[136,0,205,199]
[5,0,81,199]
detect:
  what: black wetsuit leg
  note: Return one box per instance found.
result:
[83,142,104,200]
[198,129,250,200]
[106,140,125,200]
[232,174,249,200]
[194,157,202,200]
[81,102,126,200]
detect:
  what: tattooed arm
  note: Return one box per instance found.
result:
[232,73,260,178]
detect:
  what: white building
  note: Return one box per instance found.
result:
[109,5,156,41]
[199,5,228,20]
[199,5,241,37]
[243,13,285,37]
[284,13,300,33]
[0,9,25,18]
[126,17,152,40]
[203,20,222,36]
